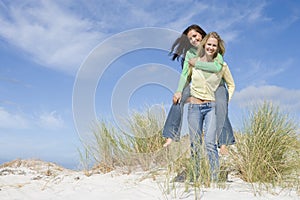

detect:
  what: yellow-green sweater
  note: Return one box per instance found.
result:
[190,62,235,101]
[176,47,223,92]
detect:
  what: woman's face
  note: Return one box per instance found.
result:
[187,29,202,47]
[205,37,218,57]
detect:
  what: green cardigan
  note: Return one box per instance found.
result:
[176,47,223,92]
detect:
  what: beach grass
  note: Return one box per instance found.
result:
[228,101,300,193]
[80,101,300,196]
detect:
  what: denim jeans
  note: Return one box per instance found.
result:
[162,86,190,141]
[215,84,235,147]
[188,102,219,179]
[162,84,235,147]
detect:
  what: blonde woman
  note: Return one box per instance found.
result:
[187,32,235,181]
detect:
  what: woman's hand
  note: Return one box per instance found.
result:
[188,57,198,67]
[173,92,182,104]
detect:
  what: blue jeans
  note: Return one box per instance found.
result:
[188,102,219,179]
[162,84,235,147]
[215,84,235,147]
[162,86,190,141]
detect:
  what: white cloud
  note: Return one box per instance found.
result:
[0,107,65,130]
[0,0,294,76]
[274,13,299,32]
[233,85,300,116]
[79,0,204,31]
[246,1,270,23]
[235,58,293,88]
[38,111,64,130]
[191,1,268,40]
[0,1,105,75]
[0,107,29,129]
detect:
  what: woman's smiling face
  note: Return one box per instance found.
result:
[187,29,202,47]
[204,37,218,58]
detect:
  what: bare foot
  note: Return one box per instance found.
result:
[163,138,173,147]
[219,145,229,155]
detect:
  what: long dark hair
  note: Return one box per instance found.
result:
[169,24,206,68]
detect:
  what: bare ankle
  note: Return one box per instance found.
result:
[163,138,173,147]
[220,145,229,155]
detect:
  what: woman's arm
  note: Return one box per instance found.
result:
[176,50,194,92]
[189,53,224,72]
[222,62,235,101]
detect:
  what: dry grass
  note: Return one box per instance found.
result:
[228,102,300,193]
[80,106,168,173]
[80,101,300,195]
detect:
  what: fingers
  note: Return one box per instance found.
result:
[173,96,179,104]
[189,58,196,66]
[173,92,182,104]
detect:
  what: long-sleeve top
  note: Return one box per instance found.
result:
[190,62,235,101]
[176,47,223,92]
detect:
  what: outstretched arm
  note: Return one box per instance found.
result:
[189,53,224,72]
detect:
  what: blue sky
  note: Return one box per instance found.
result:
[1,0,300,169]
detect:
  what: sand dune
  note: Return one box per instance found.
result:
[0,159,298,200]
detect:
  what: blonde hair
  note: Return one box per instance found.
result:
[187,32,225,82]
[197,32,225,58]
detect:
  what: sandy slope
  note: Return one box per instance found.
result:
[0,159,298,200]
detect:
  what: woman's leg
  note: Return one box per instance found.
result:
[215,85,235,154]
[162,86,190,146]
[219,116,235,154]
[202,102,219,181]
[187,103,203,178]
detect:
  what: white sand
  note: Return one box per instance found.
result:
[0,159,298,200]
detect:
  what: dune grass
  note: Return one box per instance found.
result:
[229,102,300,193]
[80,101,300,195]
[80,106,168,173]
